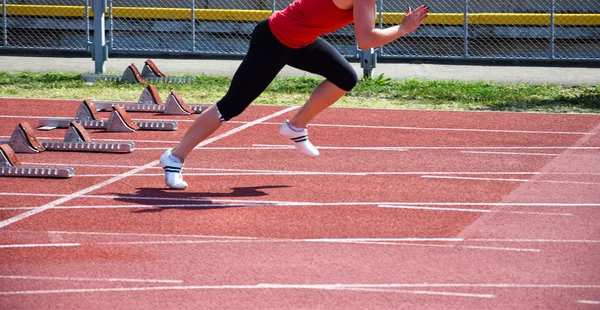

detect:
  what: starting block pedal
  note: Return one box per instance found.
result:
[0,144,74,178]
[93,85,203,115]
[38,100,178,132]
[8,122,134,154]
[141,59,166,79]
[121,60,195,84]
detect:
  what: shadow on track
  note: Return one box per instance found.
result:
[110,185,292,213]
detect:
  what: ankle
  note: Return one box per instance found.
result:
[287,121,306,131]
[170,148,185,162]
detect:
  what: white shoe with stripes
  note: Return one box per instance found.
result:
[279,120,319,157]
[159,149,188,190]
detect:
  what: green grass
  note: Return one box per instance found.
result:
[0,72,599,113]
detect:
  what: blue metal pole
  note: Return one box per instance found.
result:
[463,0,469,58]
[3,0,7,47]
[550,0,555,59]
[92,0,107,74]
[192,0,196,52]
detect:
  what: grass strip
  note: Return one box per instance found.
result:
[0,72,598,113]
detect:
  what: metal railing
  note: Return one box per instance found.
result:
[2,0,599,75]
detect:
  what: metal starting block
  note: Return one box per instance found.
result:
[38,100,178,132]
[82,59,195,85]
[121,60,195,84]
[8,122,134,154]
[93,84,203,115]
[0,144,74,178]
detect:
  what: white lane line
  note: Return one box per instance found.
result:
[0,243,79,248]
[468,239,600,244]
[462,151,560,156]
[304,238,464,244]
[0,106,298,229]
[0,275,183,284]
[23,230,259,240]
[252,144,600,150]
[337,287,495,298]
[4,282,597,296]
[16,165,600,176]
[2,117,589,134]
[357,242,540,252]
[421,175,600,185]
[96,240,278,246]
[1,192,598,208]
[378,205,573,216]
[0,204,576,217]
[299,122,590,135]
[68,172,370,177]
[577,300,600,305]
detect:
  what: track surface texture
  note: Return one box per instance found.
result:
[1,98,599,309]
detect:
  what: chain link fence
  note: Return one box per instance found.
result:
[1,0,599,66]
[1,0,90,51]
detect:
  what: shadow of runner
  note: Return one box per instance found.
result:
[111,185,292,213]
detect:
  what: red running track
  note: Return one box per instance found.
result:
[0,98,599,309]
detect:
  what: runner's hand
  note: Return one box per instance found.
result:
[400,5,429,34]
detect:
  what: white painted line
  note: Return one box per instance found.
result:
[378,205,573,216]
[3,116,588,134]
[462,151,560,156]
[366,242,541,252]
[1,192,598,208]
[301,122,590,135]
[250,144,600,151]
[577,300,600,305]
[69,172,369,177]
[0,243,79,249]
[421,175,600,185]
[44,230,259,240]
[5,282,595,296]
[468,239,600,244]
[252,144,409,151]
[304,237,463,242]
[338,287,495,298]
[96,240,279,246]
[0,275,183,284]
[0,106,299,229]
[16,165,600,176]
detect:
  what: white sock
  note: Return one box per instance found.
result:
[169,154,183,163]
[287,122,305,132]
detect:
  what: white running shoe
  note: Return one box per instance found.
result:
[159,149,188,190]
[279,120,319,157]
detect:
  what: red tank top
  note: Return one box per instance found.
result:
[268,0,354,48]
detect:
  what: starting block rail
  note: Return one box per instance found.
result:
[82,59,195,84]
[38,100,178,132]
[0,144,74,178]
[93,85,203,115]
[7,122,134,154]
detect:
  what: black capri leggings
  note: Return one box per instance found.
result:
[215,19,358,121]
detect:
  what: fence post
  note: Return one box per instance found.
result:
[2,0,7,47]
[463,0,469,58]
[359,0,380,78]
[91,0,108,74]
[550,0,555,59]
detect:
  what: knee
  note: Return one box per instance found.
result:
[332,68,358,92]
[216,99,249,121]
[343,70,359,91]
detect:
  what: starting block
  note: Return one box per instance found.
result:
[8,122,134,154]
[121,59,195,84]
[82,59,195,85]
[0,144,74,178]
[93,84,203,115]
[38,100,178,132]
